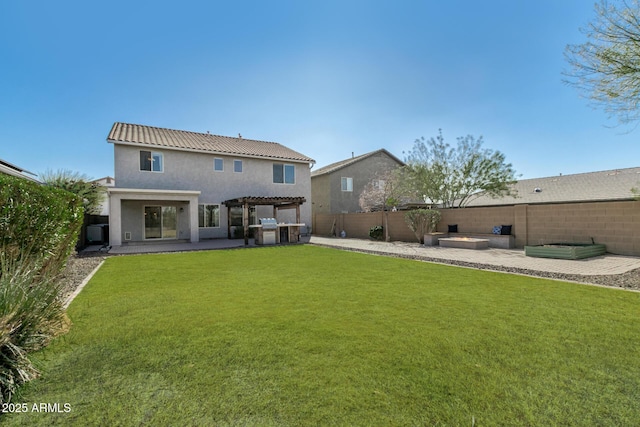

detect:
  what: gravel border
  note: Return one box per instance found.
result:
[308,242,640,291]
[59,254,108,303]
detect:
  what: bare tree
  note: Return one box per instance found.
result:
[564,0,640,125]
[359,169,405,242]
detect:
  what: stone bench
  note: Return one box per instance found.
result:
[425,232,514,249]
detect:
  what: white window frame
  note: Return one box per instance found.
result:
[273,163,295,184]
[214,158,224,172]
[140,150,164,173]
[341,177,353,192]
[198,204,220,228]
[233,159,243,173]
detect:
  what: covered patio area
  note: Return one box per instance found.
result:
[222,196,307,245]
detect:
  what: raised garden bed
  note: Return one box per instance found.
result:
[524,243,606,260]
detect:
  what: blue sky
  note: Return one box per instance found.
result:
[1,1,637,180]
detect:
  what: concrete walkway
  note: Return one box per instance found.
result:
[308,236,640,276]
[84,236,640,276]
[104,238,257,255]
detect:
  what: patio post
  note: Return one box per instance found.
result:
[243,199,249,246]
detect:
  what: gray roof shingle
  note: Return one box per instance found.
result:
[107,122,315,163]
[467,167,640,206]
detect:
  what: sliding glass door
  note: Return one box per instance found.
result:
[144,206,177,240]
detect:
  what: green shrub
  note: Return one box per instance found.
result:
[0,175,83,272]
[369,225,384,241]
[404,208,442,243]
[0,175,82,403]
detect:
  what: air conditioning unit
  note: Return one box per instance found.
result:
[87,224,109,244]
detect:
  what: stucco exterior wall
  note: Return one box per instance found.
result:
[113,144,313,240]
[311,152,403,214]
[310,174,331,215]
[313,200,640,256]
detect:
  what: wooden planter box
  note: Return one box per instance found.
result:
[524,243,606,260]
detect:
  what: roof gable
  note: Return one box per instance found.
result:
[311,149,404,177]
[107,122,315,164]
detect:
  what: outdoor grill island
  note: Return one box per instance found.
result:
[252,218,305,245]
[254,218,277,245]
[223,196,307,246]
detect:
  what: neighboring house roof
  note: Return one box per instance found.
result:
[467,167,640,206]
[0,158,39,182]
[107,122,315,164]
[311,149,404,177]
[92,176,115,187]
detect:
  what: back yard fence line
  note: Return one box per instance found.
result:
[312,200,640,257]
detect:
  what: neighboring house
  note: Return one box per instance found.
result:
[466,167,640,207]
[107,122,315,246]
[91,176,115,217]
[0,158,39,183]
[311,149,405,214]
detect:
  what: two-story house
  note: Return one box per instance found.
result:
[107,122,315,246]
[311,149,405,215]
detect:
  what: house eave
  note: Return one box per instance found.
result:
[108,188,201,197]
[108,139,315,165]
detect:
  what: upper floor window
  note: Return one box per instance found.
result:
[140,151,163,172]
[234,159,243,173]
[341,177,353,192]
[273,164,295,184]
[214,158,224,171]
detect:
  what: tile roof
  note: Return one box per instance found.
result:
[311,149,404,177]
[107,122,315,164]
[467,167,640,206]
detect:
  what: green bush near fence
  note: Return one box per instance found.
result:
[0,174,83,404]
[369,225,383,240]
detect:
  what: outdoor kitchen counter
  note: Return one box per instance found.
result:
[250,223,306,245]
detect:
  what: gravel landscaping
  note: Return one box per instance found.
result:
[308,242,640,291]
[59,253,106,303]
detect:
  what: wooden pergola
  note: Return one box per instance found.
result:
[222,196,307,245]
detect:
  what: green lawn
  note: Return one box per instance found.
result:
[4,245,640,426]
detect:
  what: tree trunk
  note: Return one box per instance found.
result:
[384,210,390,242]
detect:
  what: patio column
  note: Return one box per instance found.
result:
[108,191,122,246]
[189,195,199,243]
[243,200,249,246]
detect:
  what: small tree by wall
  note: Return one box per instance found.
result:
[404,209,442,243]
[359,169,406,241]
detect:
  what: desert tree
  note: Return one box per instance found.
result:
[359,168,406,242]
[564,0,640,125]
[404,208,442,244]
[403,130,518,208]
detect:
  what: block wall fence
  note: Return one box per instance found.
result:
[312,200,640,256]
